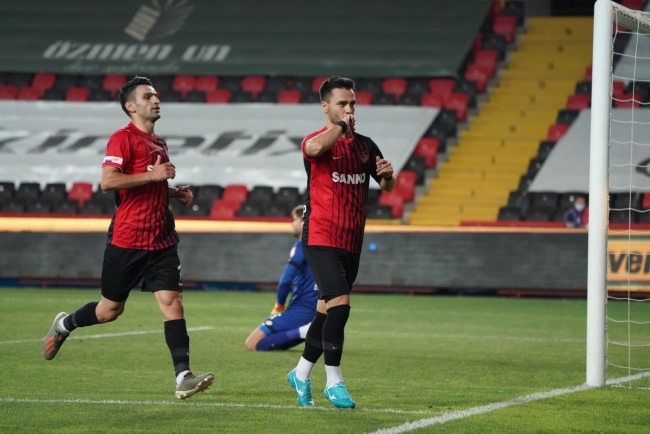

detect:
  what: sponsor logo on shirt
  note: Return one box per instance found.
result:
[103,156,123,165]
[331,172,366,184]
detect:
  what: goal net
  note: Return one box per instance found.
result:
[589,0,650,388]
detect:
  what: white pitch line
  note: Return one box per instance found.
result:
[368,372,650,434]
[350,331,584,344]
[0,397,433,415]
[0,326,214,345]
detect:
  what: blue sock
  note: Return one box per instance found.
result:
[255,328,303,351]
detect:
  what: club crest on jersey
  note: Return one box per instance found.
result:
[360,151,369,163]
[332,172,366,184]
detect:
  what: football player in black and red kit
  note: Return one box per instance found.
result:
[287,76,396,408]
[43,76,214,400]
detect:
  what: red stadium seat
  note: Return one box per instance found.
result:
[355,91,373,105]
[378,192,404,218]
[394,171,416,202]
[445,93,469,122]
[0,86,18,100]
[241,76,266,96]
[65,87,89,102]
[311,76,329,93]
[547,124,570,141]
[210,200,238,219]
[221,185,248,204]
[413,138,439,168]
[17,87,42,101]
[195,76,219,93]
[68,182,93,205]
[206,89,231,103]
[489,0,501,20]
[103,75,127,96]
[429,79,455,99]
[566,94,590,110]
[420,93,444,108]
[493,16,517,43]
[614,97,641,108]
[277,90,302,104]
[464,65,488,92]
[32,73,56,91]
[612,81,626,100]
[172,75,196,96]
[584,65,592,81]
[471,33,483,55]
[382,78,408,98]
[474,50,498,77]
[642,193,650,210]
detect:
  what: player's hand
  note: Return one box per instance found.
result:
[376,156,394,179]
[150,155,176,181]
[270,303,285,316]
[175,185,193,207]
[341,114,355,133]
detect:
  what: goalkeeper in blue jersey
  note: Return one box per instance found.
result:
[245,205,317,351]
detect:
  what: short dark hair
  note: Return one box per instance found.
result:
[319,76,355,102]
[119,76,153,117]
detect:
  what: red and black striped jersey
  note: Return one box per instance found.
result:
[102,122,179,250]
[301,127,384,254]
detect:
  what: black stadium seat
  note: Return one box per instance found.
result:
[556,109,579,125]
[196,184,223,203]
[15,182,41,200]
[42,183,67,201]
[524,207,551,222]
[366,204,392,219]
[25,200,51,214]
[248,186,274,204]
[1,199,25,213]
[237,201,262,217]
[183,201,210,216]
[529,192,559,211]
[610,209,635,223]
[51,199,79,215]
[185,91,206,103]
[80,200,104,215]
[403,156,426,185]
[367,188,381,205]
[79,75,103,90]
[54,74,80,91]
[88,89,112,101]
[498,206,521,221]
[0,182,15,199]
[263,204,290,217]
[275,187,300,206]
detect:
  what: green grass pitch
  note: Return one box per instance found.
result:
[0,288,648,433]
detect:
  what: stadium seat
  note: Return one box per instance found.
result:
[68,182,93,205]
[241,76,266,97]
[394,171,416,202]
[51,199,79,215]
[0,182,15,199]
[66,88,89,102]
[471,33,483,55]
[206,89,231,103]
[88,89,112,102]
[556,109,580,125]
[150,75,173,92]
[530,192,559,211]
[524,207,552,222]
[172,75,196,96]
[266,77,289,93]
[498,206,521,221]
[32,73,56,91]
[1,200,25,214]
[42,183,67,201]
[575,81,592,95]
[558,192,585,211]
[474,50,498,77]
[248,186,274,204]
[378,192,404,218]
[566,94,590,110]
[231,91,253,103]
[183,201,210,216]
[162,91,182,102]
[367,188,380,205]
[290,77,312,93]
[15,182,41,200]
[612,81,625,99]
[102,75,126,96]
[195,184,223,203]
[464,65,488,92]
[382,78,407,98]
[79,75,103,91]
[80,200,105,215]
[413,138,439,168]
[493,15,517,43]
[622,0,643,10]
[404,156,426,185]
[25,200,51,214]
[356,78,383,94]
[91,188,115,208]
[210,200,237,219]
[7,73,33,88]
[445,93,469,122]
[612,193,641,210]
[488,0,501,19]
[257,91,277,103]
[41,88,64,100]
[277,90,302,104]
[482,33,507,60]
[366,204,393,219]
[547,124,570,141]
[195,76,219,93]
[185,91,206,103]
[502,0,525,25]
[420,93,444,108]
[399,94,421,106]
[614,94,641,108]
[537,140,555,160]
[355,91,373,105]
[0,86,17,100]
[610,209,635,223]
[237,201,263,217]
[221,184,248,204]
[642,193,650,210]
[311,77,328,93]
[406,78,430,95]
[429,79,455,99]
[275,187,300,206]
[17,87,41,101]
[303,93,320,104]
[54,75,80,91]
[263,204,291,217]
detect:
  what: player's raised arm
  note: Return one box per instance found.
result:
[304,114,354,157]
[376,156,396,192]
[101,155,175,191]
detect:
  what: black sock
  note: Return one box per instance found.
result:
[63,302,99,333]
[164,319,190,377]
[322,305,350,367]
[301,312,327,363]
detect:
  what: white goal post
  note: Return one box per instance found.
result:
[588,0,650,387]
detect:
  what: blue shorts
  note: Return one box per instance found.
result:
[259,306,315,335]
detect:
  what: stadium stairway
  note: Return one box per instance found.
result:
[408,16,594,226]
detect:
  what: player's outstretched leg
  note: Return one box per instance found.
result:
[175,372,215,400]
[287,369,315,407]
[43,312,69,360]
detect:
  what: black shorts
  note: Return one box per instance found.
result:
[303,245,360,302]
[101,243,182,303]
